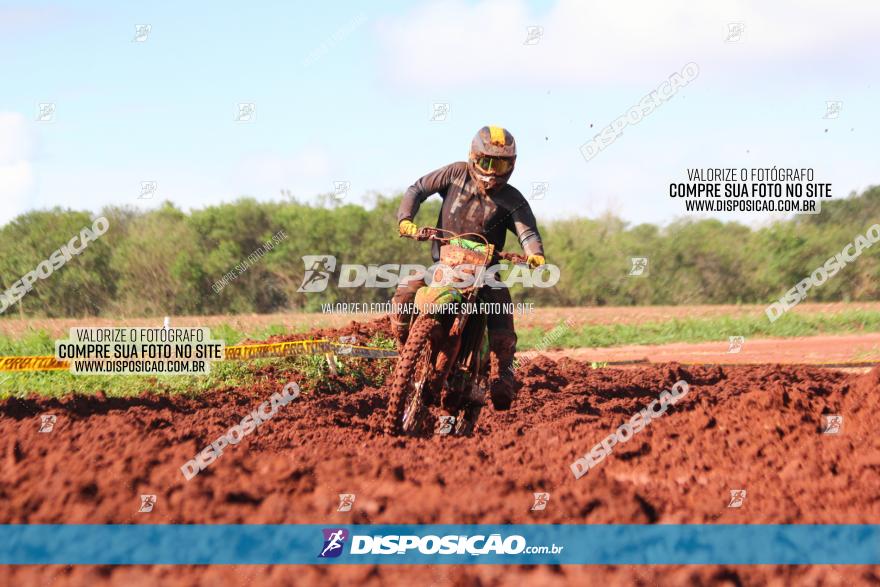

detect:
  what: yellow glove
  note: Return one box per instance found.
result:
[527,254,546,269]
[399,219,418,237]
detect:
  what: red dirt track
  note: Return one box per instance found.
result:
[1,318,879,585]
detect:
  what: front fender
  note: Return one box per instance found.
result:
[414,285,463,316]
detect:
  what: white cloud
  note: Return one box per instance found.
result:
[378,0,880,87]
[0,113,35,226]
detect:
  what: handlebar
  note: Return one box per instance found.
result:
[407,227,441,242]
[496,250,529,264]
[403,227,529,265]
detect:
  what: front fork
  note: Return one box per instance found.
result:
[441,312,488,411]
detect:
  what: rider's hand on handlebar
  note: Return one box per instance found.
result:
[398,219,418,237]
[527,254,546,269]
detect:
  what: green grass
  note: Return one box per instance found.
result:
[0,329,57,357]
[0,325,398,399]
[2,311,878,398]
[0,359,258,400]
[517,308,880,350]
[291,332,397,391]
[0,323,307,356]
[0,323,270,399]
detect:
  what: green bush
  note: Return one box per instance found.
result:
[1,186,878,317]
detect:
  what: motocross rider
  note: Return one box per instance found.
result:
[391,126,546,411]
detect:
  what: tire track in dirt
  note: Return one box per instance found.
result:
[1,319,878,585]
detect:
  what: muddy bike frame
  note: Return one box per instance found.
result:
[385,227,527,436]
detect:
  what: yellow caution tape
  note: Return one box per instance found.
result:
[0,342,875,374]
[0,356,69,372]
[223,339,335,360]
[0,339,398,373]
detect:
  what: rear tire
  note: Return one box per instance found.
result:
[385,315,439,436]
[452,377,486,436]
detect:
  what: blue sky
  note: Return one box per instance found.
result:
[2,0,878,227]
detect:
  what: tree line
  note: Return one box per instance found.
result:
[1,187,879,318]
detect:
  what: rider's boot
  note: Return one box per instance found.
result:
[488,329,519,410]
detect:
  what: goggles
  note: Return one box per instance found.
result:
[473,155,514,175]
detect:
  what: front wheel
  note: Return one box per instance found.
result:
[385,315,440,436]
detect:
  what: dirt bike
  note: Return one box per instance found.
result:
[385,227,528,437]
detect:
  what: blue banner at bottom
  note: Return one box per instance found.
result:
[1,524,878,565]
